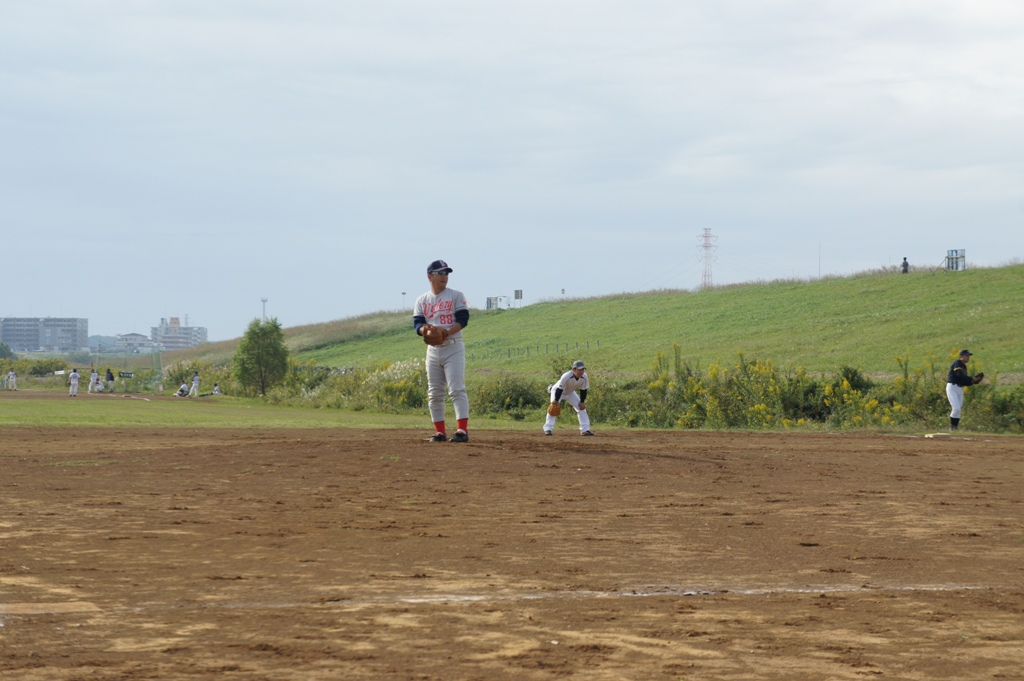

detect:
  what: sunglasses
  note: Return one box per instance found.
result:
[430,270,451,275]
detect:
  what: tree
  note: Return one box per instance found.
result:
[28,358,70,376]
[233,318,289,396]
[0,342,14,360]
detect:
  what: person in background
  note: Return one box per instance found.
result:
[946,349,984,430]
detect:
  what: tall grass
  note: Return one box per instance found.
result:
[288,264,1024,376]
[141,264,1024,378]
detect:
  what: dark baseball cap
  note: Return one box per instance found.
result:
[959,349,972,356]
[427,259,452,274]
[572,360,585,370]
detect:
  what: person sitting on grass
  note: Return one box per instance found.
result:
[175,382,189,397]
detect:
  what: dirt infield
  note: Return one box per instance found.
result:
[2,426,1022,680]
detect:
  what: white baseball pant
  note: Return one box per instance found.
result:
[426,339,468,423]
[545,388,590,433]
[946,383,964,418]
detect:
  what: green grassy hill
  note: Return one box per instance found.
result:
[160,265,1024,378]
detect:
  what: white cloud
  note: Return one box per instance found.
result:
[1,1,1022,339]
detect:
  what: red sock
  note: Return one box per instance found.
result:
[457,418,468,433]
[433,420,447,435]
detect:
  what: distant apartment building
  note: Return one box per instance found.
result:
[0,317,89,352]
[115,332,159,354]
[151,317,208,350]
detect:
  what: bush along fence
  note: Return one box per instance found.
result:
[9,347,1022,432]
[215,345,1023,433]
[583,345,1023,433]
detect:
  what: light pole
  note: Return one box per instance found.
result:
[402,292,406,309]
[261,297,268,320]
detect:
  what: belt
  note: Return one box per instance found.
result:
[429,338,459,347]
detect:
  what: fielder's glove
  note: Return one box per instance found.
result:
[973,372,985,384]
[421,324,448,346]
[547,402,562,417]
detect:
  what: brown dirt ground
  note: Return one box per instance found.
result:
[1,416,1022,680]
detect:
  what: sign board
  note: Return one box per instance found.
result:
[514,290,522,300]
[119,372,134,378]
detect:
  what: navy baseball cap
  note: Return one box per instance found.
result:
[427,259,452,274]
[572,360,585,369]
[959,349,972,356]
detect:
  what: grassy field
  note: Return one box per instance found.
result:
[152,264,1024,378]
[0,392,546,430]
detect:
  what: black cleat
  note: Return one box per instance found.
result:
[581,430,594,436]
[449,430,469,443]
[429,432,448,442]
[544,430,552,436]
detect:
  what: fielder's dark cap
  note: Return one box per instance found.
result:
[960,349,972,356]
[572,360,586,370]
[427,259,452,274]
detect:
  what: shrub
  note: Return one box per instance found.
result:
[472,373,548,419]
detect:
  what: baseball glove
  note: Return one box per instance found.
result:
[973,372,985,384]
[547,402,562,417]
[421,324,448,346]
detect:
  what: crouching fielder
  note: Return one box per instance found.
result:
[545,360,593,436]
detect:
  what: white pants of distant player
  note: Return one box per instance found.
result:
[426,339,468,423]
[946,383,965,419]
[545,388,591,434]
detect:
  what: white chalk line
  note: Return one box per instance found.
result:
[2,583,1017,621]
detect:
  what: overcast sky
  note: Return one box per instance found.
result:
[3,1,1022,340]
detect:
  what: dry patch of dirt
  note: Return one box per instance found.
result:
[2,426,1022,680]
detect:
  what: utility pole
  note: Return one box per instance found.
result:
[699,228,718,289]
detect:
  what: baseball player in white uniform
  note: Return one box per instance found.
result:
[188,372,200,398]
[68,369,80,397]
[88,369,99,393]
[413,259,470,442]
[545,360,594,436]
[6,370,16,390]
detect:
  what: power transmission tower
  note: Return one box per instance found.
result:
[698,228,718,289]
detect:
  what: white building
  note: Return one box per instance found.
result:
[151,317,208,351]
[116,332,159,354]
[0,317,89,352]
